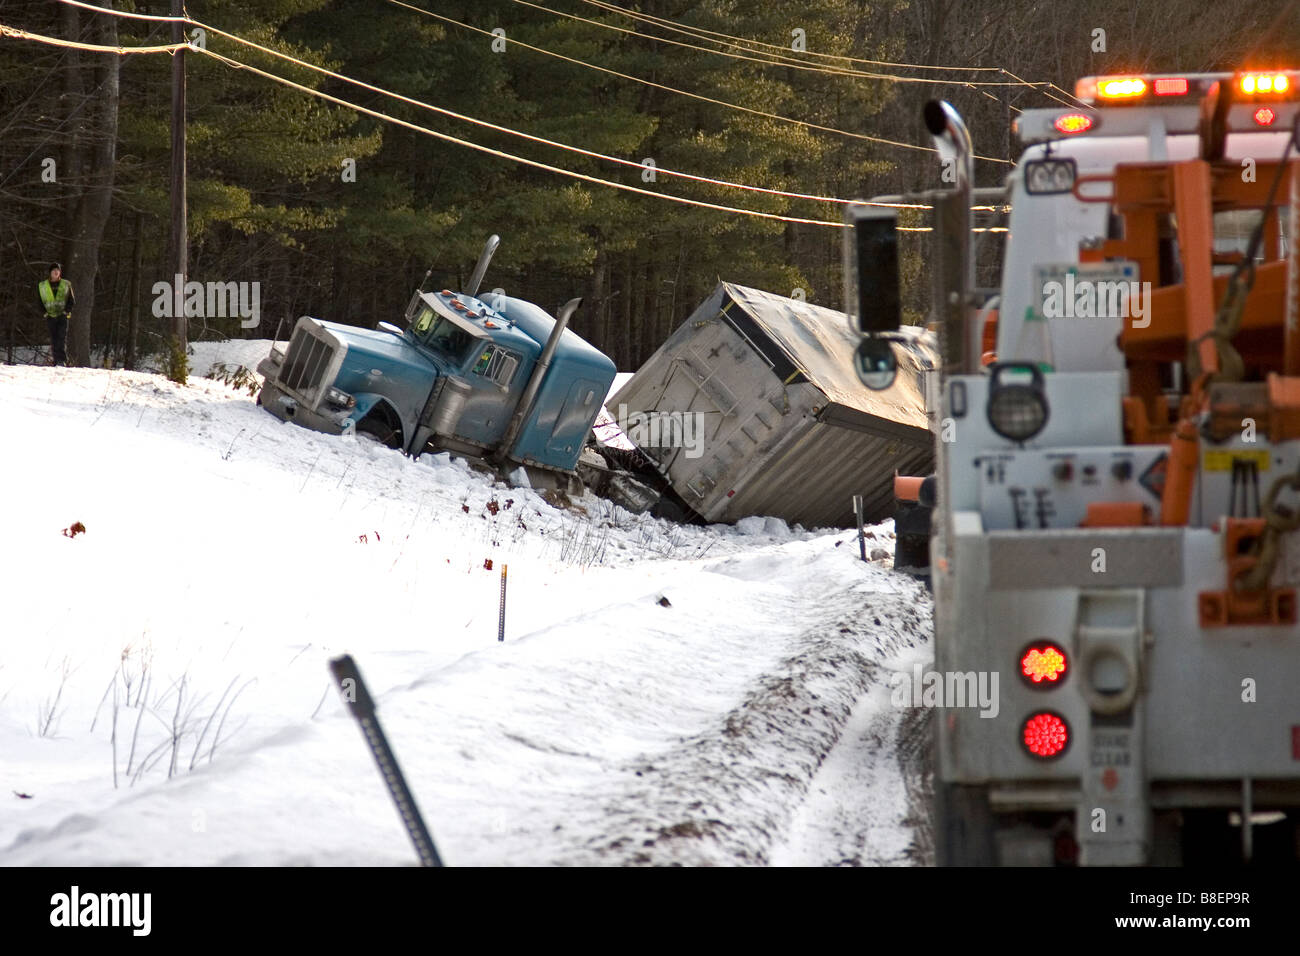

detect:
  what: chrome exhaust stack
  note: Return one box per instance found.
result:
[465,233,500,298]
[923,100,978,375]
[499,296,583,465]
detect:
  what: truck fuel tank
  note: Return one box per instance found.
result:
[428,376,474,439]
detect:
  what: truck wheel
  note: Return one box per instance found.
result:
[934,783,998,865]
[356,409,402,450]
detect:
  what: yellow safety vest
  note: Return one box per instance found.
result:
[39,279,71,317]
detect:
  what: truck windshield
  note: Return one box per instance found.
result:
[412,307,475,362]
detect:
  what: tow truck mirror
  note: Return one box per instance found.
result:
[843,204,902,335]
[854,336,898,391]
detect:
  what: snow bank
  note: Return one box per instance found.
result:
[0,351,930,866]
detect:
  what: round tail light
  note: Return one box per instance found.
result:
[1021,642,1068,687]
[1022,711,1070,759]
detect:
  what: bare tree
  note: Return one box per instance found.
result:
[61,1,119,366]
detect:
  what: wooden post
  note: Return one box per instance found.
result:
[853,494,866,561]
[168,0,187,377]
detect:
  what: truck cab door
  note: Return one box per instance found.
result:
[456,344,524,447]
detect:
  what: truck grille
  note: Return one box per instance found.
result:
[278,323,337,406]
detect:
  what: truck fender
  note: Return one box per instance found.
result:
[345,394,406,447]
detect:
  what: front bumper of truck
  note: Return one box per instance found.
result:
[256,317,354,434]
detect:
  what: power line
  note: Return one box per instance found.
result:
[52,0,942,208]
[189,44,997,233]
[526,0,1095,117]
[37,2,1012,232]
[585,0,1081,115]
[506,0,1050,87]
[196,47,854,229]
[577,1,1080,114]
[0,21,187,54]
[387,1,1012,164]
[153,15,915,209]
[577,0,1010,72]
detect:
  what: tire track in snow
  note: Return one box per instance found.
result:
[556,564,932,866]
[770,688,934,866]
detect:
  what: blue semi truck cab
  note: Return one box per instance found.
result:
[256,241,616,484]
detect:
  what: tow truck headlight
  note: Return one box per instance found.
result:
[986,363,1050,443]
[1024,158,1078,194]
[325,386,356,409]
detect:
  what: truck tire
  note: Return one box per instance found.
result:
[356,406,403,450]
[934,783,998,866]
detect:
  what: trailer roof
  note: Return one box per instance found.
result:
[716,283,934,431]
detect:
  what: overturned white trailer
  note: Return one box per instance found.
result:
[609,282,936,529]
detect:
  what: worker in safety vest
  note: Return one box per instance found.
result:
[38,262,75,366]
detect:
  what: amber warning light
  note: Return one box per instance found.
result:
[1098,77,1147,99]
[1021,643,1068,684]
[1240,73,1291,94]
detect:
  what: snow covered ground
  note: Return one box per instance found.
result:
[0,343,933,866]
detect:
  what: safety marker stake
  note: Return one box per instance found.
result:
[853,494,866,561]
[498,563,508,642]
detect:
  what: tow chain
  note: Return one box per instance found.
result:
[1188,121,1297,388]
[1238,468,1300,592]
[1187,265,1251,386]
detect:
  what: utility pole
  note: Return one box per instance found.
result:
[167,0,187,382]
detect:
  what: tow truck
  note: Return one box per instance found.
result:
[848,70,1300,864]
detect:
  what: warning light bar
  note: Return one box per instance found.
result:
[1018,71,1300,144]
[1075,71,1298,106]
[1075,74,1188,103]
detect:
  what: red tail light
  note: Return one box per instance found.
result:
[1054,113,1094,134]
[1254,106,1277,126]
[1153,77,1189,96]
[1021,643,1068,685]
[1023,712,1070,758]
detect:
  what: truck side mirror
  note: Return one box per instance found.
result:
[854,336,898,391]
[843,204,902,335]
